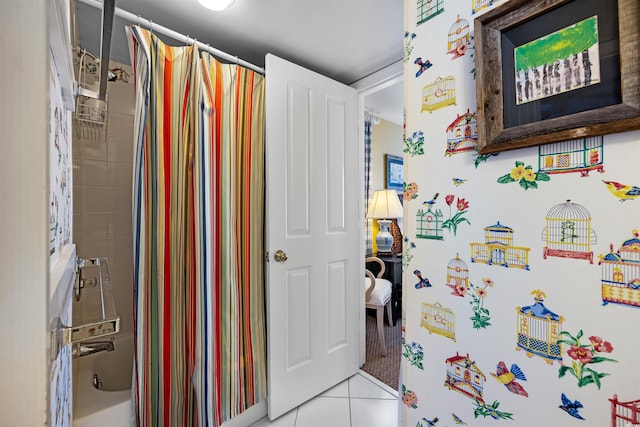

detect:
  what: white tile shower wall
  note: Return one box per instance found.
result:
[73,61,134,336]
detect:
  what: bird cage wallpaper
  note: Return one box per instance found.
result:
[542,200,597,263]
[444,352,485,403]
[447,16,470,56]
[472,0,504,14]
[422,76,456,113]
[417,0,444,26]
[515,290,564,364]
[445,109,477,156]
[421,302,456,341]
[538,136,604,176]
[598,230,640,308]
[609,394,640,427]
[416,206,444,240]
[470,221,530,270]
[446,253,469,290]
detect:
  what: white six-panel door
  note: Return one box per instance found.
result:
[265,54,360,420]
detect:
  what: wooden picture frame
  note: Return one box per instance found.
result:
[474,0,640,154]
[385,154,404,191]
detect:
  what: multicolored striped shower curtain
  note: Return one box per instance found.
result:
[128,26,266,427]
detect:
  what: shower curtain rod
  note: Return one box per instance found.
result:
[77,0,265,74]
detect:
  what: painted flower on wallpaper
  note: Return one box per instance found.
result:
[474,152,499,168]
[467,278,494,329]
[404,130,425,157]
[497,161,551,190]
[441,194,470,235]
[473,398,514,420]
[403,341,425,370]
[404,31,417,63]
[557,330,617,389]
[404,181,419,201]
[402,384,419,409]
[403,236,417,269]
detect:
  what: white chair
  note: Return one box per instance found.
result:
[365,256,393,356]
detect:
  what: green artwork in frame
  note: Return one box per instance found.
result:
[514,16,600,105]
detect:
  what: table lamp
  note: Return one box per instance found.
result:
[366,189,403,254]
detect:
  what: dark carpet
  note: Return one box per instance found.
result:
[361,312,402,390]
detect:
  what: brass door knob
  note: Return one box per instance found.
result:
[274,250,288,262]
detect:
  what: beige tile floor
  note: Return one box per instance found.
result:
[249,371,400,427]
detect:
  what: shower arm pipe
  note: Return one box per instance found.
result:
[76,0,265,75]
[98,0,115,100]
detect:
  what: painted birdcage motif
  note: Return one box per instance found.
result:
[538,136,604,176]
[422,76,456,113]
[542,200,596,263]
[599,230,640,308]
[417,0,444,25]
[471,0,503,14]
[447,16,470,55]
[515,290,564,364]
[445,109,477,156]
[421,302,455,341]
[446,253,469,289]
[609,394,640,427]
[416,207,444,240]
[470,221,530,269]
[444,352,485,402]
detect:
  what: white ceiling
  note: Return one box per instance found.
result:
[364,80,404,126]
[75,0,404,125]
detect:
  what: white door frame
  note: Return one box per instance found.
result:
[0,0,50,424]
[351,60,403,367]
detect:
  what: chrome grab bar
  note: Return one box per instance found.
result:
[51,257,120,360]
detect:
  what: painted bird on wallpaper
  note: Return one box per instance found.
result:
[602,180,640,202]
[414,57,433,77]
[451,413,467,425]
[559,393,585,420]
[414,269,432,289]
[421,417,439,426]
[423,193,439,208]
[452,177,468,186]
[490,361,529,397]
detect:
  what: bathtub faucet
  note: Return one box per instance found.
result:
[73,338,115,358]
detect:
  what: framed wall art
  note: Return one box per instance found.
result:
[474,0,640,153]
[386,154,404,191]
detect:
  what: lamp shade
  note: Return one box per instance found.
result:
[366,189,403,219]
[198,0,236,10]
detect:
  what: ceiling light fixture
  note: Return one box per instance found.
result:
[198,0,236,11]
